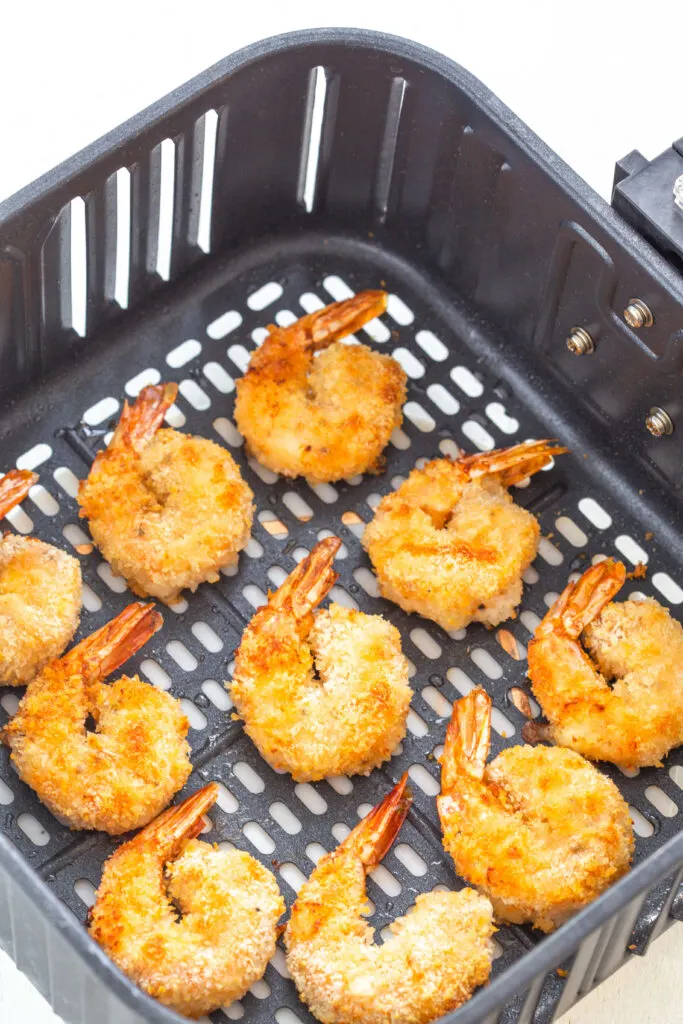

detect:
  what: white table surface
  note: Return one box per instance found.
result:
[0,1,679,1021]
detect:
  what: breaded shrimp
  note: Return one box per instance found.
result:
[528,558,683,768]
[286,773,494,1024]
[0,469,81,686]
[234,291,407,484]
[2,603,191,833]
[78,383,254,603]
[438,689,633,933]
[363,440,567,632]
[89,783,284,1019]
[230,537,411,781]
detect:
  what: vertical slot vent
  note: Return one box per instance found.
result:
[298,66,327,213]
[157,138,176,281]
[114,168,131,309]
[197,109,218,253]
[375,76,407,220]
[69,196,87,337]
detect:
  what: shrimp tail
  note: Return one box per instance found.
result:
[341,773,412,871]
[113,383,178,451]
[0,470,39,518]
[460,440,568,488]
[66,602,163,678]
[537,559,626,639]
[269,537,341,619]
[441,689,491,791]
[138,783,219,856]
[276,291,388,353]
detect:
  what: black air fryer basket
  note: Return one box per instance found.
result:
[1,28,683,1024]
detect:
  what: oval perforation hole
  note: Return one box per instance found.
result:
[202,679,231,710]
[270,802,302,835]
[470,648,503,679]
[247,281,283,310]
[213,417,243,447]
[555,516,588,547]
[96,562,127,593]
[54,466,80,498]
[267,566,288,588]
[248,458,277,484]
[28,484,59,516]
[275,309,297,327]
[224,1002,245,1020]
[213,782,238,813]
[578,497,612,530]
[203,362,235,393]
[206,309,242,339]
[178,379,210,411]
[245,537,264,558]
[389,427,411,450]
[317,529,347,556]
[614,534,649,565]
[4,504,34,533]
[329,585,358,610]
[81,583,102,612]
[485,402,519,434]
[17,814,50,846]
[394,843,428,876]
[16,443,52,470]
[446,666,475,696]
[165,641,197,672]
[282,492,313,521]
[83,397,119,426]
[295,783,327,814]
[427,384,459,415]
[233,762,265,794]
[362,316,391,343]
[537,538,563,566]
[242,821,275,854]
[404,401,436,432]
[74,879,97,907]
[392,348,424,378]
[270,946,291,977]
[408,764,440,796]
[422,686,452,718]
[227,344,250,373]
[439,439,461,460]
[309,482,338,504]
[629,806,655,837]
[141,659,171,690]
[164,404,186,428]
[191,621,223,652]
[410,628,441,659]
[250,980,271,1001]
[645,786,677,818]
[125,368,160,396]
[259,510,288,538]
[166,339,201,368]
[451,366,484,398]
[415,330,448,361]
[462,420,495,451]
[386,294,414,325]
[252,327,269,346]
[299,292,325,313]
[243,584,267,609]
[0,778,14,805]
[407,709,428,736]
[180,699,207,730]
[279,862,307,894]
[652,572,683,604]
[63,523,91,550]
[305,842,327,865]
[326,775,353,795]
[369,864,401,896]
[1,694,19,716]
[353,567,380,597]
[322,275,354,301]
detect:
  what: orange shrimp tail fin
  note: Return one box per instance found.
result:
[0,470,39,518]
[270,537,341,618]
[113,383,178,451]
[67,602,163,678]
[540,559,626,639]
[461,440,568,488]
[441,688,491,790]
[137,783,219,856]
[266,290,388,354]
[342,773,412,871]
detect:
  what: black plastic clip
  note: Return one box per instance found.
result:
[612,139,683,272]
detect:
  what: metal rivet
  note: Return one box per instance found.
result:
[566,326,595,355]
[645,407,674,437]
[674,174,683,212]
[624,298,654,329]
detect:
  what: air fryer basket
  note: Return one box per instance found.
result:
[1,29,683,1024]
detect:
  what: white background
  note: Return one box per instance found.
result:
[0,1,680,1021]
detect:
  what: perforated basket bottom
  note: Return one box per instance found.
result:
[1,236,682,1024]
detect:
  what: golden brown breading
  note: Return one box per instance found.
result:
[230,538,412,781]
[234,291,406,484]
[528,558,683,768]
[438,689,634,933]
[363,440,567,633]
[78,383,253,604]
[90,784,284,1018]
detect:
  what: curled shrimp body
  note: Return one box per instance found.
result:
[285,773,494,1024]
[528,559,683,768]
[234,291,407,484]
[363,440,567,632]
[231,538,412,782]
[90,784,284,1018]
[438,689,633,933]
[78,383,254,603]
[0,470,81,686]
[2,604,191,833]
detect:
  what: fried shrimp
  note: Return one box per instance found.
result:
[89,784,284,1019]
[234,291,407,484]
[78,383,254,603]
[363,440,567,632]
[230,537,411,781]
[438,689,633,933]
[2,603,191,833]
[528,558,683,768]
[286,773,494,1024]
[0,469,81,686]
